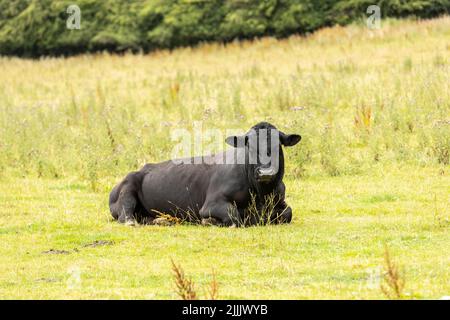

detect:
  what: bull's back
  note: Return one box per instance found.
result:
[139,160,213,218]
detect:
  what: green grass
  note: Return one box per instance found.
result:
[0,165,448,299]
[0,17,449,299]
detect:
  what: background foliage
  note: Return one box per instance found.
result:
[0,0,449,57]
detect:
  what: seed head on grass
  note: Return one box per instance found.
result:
[171,259,197,300]
[354,105,372,132]
[171,259,220,300]
[207,269,219,300]
[380,245,405,299]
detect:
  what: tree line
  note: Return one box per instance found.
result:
[0,0,448,57]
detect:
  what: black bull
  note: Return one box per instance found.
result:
[109,122,301,226]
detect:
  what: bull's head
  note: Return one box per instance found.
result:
[225,122,301,183]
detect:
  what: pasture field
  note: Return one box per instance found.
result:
[0,17,449,299]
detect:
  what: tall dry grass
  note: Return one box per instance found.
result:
[171,259,219,300]
[381,245,406,299]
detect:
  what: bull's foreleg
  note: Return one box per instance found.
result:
[199,201,242,227]
[270,200,292,224]
[268,182,292,224]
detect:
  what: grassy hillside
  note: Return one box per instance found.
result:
[0,17,449,299]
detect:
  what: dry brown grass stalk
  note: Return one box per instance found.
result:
[171,259,219,300]
[171,259,198,300]
[380,245,405,299]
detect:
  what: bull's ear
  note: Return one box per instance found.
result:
[279,131,301,146]
[225,135,247,148]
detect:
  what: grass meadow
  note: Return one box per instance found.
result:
[0,17,449,299]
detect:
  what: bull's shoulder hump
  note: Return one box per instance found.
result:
[140,163,158,173]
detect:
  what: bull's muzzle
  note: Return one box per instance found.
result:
[256,167,277,182]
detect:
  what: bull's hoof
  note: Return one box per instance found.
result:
[201,217,219,226]
[124,219,137,227]
[140,216,154,225]
[153,217,175,226]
